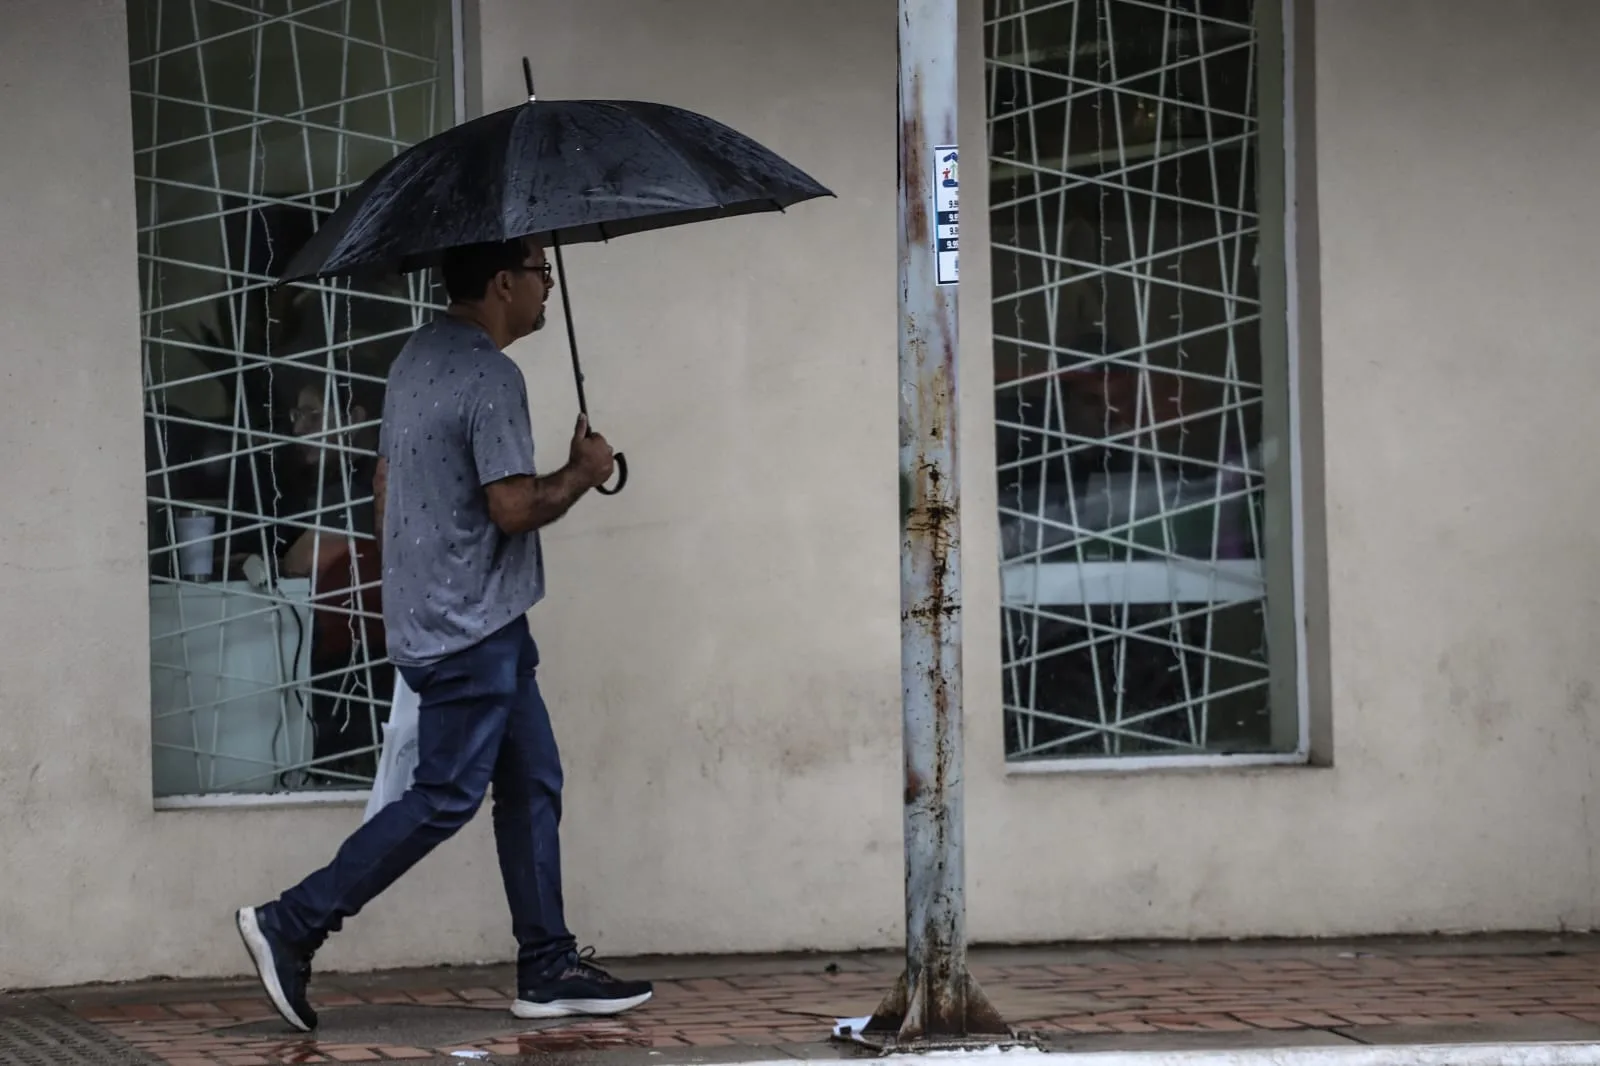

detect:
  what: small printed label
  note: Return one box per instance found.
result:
[933,145,958,286]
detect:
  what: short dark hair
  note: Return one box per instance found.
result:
[439,239,531,303]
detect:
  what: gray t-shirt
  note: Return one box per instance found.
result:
[378,316,545,666]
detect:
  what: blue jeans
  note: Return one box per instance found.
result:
[267,615,575,982]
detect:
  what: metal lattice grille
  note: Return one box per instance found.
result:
[987,0,1290,761]
[127,0,456,796]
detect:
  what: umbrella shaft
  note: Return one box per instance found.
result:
[552,237,589,418]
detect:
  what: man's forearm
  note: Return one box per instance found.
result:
[519,465,592,530]
[490,465,592,534]
[281,529,316,578]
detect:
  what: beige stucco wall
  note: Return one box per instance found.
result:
[3,0,1600,988]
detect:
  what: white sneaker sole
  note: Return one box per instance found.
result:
[235,907,314,1033]
[510,990,653,1019]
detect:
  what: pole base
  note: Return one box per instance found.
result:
[849,967,1013,1049]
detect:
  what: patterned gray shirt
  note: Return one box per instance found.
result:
[378,316,544,666]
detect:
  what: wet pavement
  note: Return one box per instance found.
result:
[9,935,1600,1064]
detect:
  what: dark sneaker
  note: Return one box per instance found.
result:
[235,906,317,1031]
[512,949,653,1019]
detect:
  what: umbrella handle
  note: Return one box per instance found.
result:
[595,451,628,496]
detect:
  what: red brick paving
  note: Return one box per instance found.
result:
[27,938,1600,1063]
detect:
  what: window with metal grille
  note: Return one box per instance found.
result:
[987,0,1302,765]
[127,0,459,798]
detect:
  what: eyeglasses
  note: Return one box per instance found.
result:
[518,260,554,285]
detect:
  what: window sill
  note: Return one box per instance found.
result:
[154,790,371,812]
[1005,751,1320,777]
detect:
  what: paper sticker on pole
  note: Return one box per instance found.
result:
[933,145,959,286]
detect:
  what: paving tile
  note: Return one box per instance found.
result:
[1338,1019,1600,1046]
[122,1003,178,1021]
[1041,1029,1363,1053]
[314,994,368,1009]
[1232,1015,1304,1030]
[454,987,503,1002]
[681,1033,738,1046]
[171,1003,232,1018]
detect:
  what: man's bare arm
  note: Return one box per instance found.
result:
[280,528,342,578]
[280,458,384,578]
[481,416,613,535]
[483,466,593,535]
[373,457,388,540]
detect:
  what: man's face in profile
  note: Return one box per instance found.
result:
[511,237,552,339]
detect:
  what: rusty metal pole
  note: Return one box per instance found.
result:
[862,0,1008,1047]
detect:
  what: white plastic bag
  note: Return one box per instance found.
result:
[363,672,420,822]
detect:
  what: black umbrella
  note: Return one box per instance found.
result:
[281,60,833,495]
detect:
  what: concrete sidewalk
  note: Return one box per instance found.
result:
[10,935,1600,1065]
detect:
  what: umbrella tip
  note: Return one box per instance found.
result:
[521,56,536,102]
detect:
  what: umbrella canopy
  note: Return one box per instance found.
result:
[278,79,832,497]
[281,98,833,282]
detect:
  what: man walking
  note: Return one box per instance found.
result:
[236,237,652,1032]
